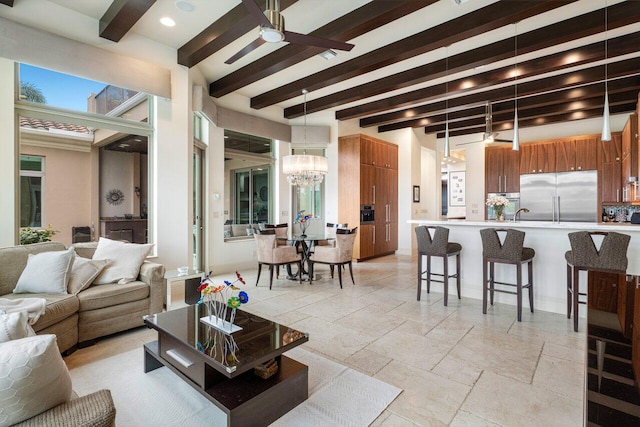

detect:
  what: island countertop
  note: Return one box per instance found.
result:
[407,219,640,315]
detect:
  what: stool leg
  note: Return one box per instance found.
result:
[516,263,523,322]
[573,268,580,332]
[489,261,495,305]
[417,253,422,301]
[426,255,432,294]
[566,264,572,319]
[482,259,488,314]
[456,253,461,299]
[528,259,534,313]
[443,255,449,307]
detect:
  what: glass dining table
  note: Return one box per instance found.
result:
[277,233,334,281]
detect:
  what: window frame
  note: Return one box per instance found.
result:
[19,155,45,228]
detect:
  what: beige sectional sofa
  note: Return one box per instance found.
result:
[0,241,164,353]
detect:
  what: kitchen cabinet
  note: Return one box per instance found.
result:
[339,134,398,261]
[555,136,597,172]
[520,142,556,175]
[621,113,639,201]
[618,275,635,339]
[485,146,520,193]
[600,133,623,204]
[588,271,618,313]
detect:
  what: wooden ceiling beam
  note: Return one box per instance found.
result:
[247,0,575,109]
[208,0,431,98]
[438,102,637,138]
[288,1,640,120]
[178,0,298,68]
[99,0,157,42]
[365,57,640,133]
[0,0,14,7]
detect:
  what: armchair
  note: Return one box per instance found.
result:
[308,227,357,288]
[254,232,302,289]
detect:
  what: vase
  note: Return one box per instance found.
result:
[299,221,309,237]
[494,207,505,221]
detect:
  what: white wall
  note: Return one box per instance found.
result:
[100,150,135,218]
[0,59,16,246]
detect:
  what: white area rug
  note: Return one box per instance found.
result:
[69,346,401,426]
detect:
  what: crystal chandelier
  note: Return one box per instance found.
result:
[282,89,328,186]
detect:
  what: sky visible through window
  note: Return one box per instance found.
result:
[19,63,107,112]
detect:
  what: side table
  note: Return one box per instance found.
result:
[164,269,204,309]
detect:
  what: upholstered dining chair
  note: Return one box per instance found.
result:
[480,228,535,322]
[415,225,461,306]
[308,227,357,288]
[264,223,289,246]
[254,231,302,289]
[565,231,630,332]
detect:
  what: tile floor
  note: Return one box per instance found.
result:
[64,254,585,426]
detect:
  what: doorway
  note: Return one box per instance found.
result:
[193,146,205,271]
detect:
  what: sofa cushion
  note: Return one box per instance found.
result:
[0,312,35,343]
[67,257,110,295]
[92,238,153,285]
[14,248,75,295]
[0,242,66,296]
[0,293,79,332]
[0,334,72,427]
[69,242,97,259]
[77,281,149,312]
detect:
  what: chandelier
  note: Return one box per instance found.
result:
[282,89,328,186]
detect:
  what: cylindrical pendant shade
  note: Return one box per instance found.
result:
[602,91,612,142]
[444,122,450,158]
[512,110,520,151]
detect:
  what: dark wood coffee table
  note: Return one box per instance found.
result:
[143,304,309,426]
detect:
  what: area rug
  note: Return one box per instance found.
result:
[68,346,401,426]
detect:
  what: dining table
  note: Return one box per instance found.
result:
[278,233,334,281]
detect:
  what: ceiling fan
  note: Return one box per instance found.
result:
[225,0,355,64]
[459,101,512,145]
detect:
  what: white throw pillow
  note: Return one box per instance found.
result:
[0,334,72,426]
[67,256,110,294]
[92,237,153,285]
[13,248,75,294]
[0,312,35,343]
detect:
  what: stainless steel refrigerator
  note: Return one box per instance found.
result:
[519,171,598,222]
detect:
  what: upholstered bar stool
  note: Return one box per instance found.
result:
[480,228,535,321]
[565,231,630,332]
[415,226,462,306]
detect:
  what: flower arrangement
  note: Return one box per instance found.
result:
[486,195,509,220]
[295,210,313,235]
[197,271,247,328]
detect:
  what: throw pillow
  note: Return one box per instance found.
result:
[0,334,72,426]
[92,237,153,285]
[0,312,35,343]
[67,256,110,294]
[13,247,75,294]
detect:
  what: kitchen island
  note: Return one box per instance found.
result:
[408,219,640,315]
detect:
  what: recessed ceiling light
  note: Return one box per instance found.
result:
[318,50,337,60]
[175,1,195,12]
[119,143,130,148]
[160,17,176,27]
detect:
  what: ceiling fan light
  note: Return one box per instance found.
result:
[483,133,495,143]
[260,26,284,43]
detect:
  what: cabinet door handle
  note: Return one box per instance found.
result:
[498,175,501,192]
[373,185,376,204]
[504,175,507,191]
[617,189,620,202]
[539,169,542,172]
[166,349,194,368]
[571,167,575,170]
[373,226,375,245]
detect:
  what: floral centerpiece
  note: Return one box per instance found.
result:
[295,210,313,236]
[196,271,248,333]
[486,195,509,221]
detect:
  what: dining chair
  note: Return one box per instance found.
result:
[264,223,289,246]
[314,222,348,249]
[308,227,358,288]
[565,231,630,332]
[254,231,302,289]
[480,228,535,322]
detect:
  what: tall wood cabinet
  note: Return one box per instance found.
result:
[600,133,623,204]
[339,134,398,261]
[485,146,520,193]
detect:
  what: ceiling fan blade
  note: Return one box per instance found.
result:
[494,138,513,143]
[283,30,354,51]
[241,0,273,28]
[225,37,266,64]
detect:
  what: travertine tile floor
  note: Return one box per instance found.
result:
[64,254,585,426]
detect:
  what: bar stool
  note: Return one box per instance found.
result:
[480,228,535,321]
[565,231,630,332]
[415,226,461,306]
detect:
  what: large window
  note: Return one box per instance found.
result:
[233,167,271,225]
[19,155,44,227]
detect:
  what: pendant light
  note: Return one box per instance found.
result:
[602,1,612,141]
[483,101,495,143]
[512,23,520,151]
[443,46,450,158]
[282,89,328,186]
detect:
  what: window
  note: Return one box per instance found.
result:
[20,155,44,227]
[292,148,324,220]
[224,130,274,239]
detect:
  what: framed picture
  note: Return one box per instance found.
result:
[413,185,420,203]
[449,171,466,206]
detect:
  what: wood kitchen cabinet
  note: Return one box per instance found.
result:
[621,114,639,202]
[588,271,618,313]
[618,275,635,339]
[600,132,623,204]
[520,142,556,174]
[485,146,520,193]
[339,134,398,261]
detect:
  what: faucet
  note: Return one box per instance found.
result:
[513,208,530,222]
